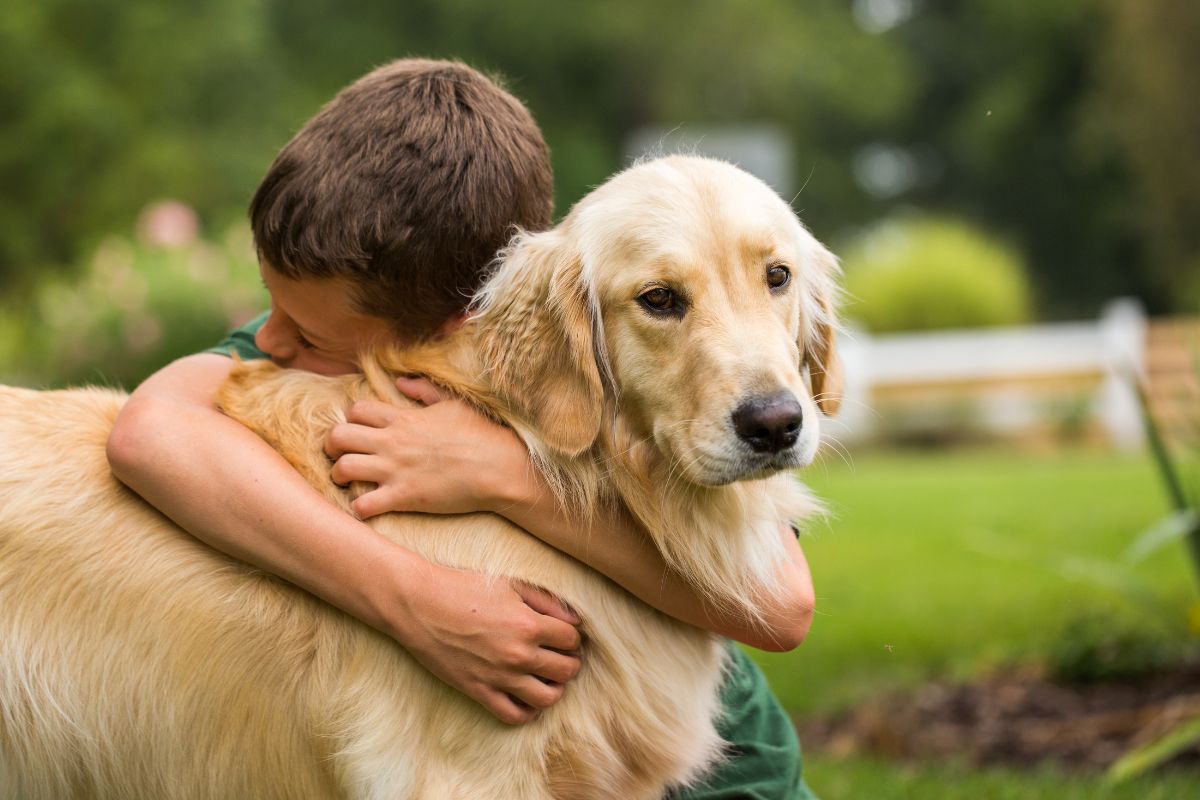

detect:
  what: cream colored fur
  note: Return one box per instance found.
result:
[0,156,840,799]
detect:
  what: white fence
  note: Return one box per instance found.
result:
[834,299,1148,449]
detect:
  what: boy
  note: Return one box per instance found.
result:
[107,59,816,798]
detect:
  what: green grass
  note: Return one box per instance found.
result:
[759,450,1200,797]
[802,755,1200,799]
[753,448,1196,715]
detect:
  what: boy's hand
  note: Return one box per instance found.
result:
[326,377,583,723]
[386,561,583,725]
[324,377,532,520]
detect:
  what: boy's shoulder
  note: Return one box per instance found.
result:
[206,311,269,361]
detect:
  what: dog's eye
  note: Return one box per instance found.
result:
[767,265,791,290]
[639,287,678,314]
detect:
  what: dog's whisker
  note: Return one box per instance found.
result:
[818,436,855,472]
[819,417,854,435]
[821,396,879,420]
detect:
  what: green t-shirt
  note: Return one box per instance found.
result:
[206,310,272,360]
[209,314,817,800]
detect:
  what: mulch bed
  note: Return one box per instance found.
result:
[795,665,1200,771]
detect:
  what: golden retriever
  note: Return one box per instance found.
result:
[0,155,841,800]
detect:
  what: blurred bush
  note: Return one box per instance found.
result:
[842,217,1034,334]
[1048,608,1192,685]
[0,206,264,390]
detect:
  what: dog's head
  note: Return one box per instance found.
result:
[475,156,841,486]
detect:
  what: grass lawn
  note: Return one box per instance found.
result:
[753,448,1197,716]
[802,756,1200,799]
[746,447,1199,796]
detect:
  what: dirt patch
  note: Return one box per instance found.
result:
[796,665,1200,771]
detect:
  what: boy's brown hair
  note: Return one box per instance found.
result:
[250,59,553,339]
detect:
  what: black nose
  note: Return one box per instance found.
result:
[731,392,803,454]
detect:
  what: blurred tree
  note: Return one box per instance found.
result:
[1086,0,1200,312]
[256,0,911,229]
[0,0,290,288]
[873,0,1151,318]
[2,0,1196,322]
[0,0,906,293]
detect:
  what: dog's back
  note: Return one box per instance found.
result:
[0,385,360,798]
[0,379,725,800]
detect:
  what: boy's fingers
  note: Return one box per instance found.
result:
[395,376,445,406]
[533,650,582,685]
[513,581,581,626]
[539,618,583,653]
[324,422,380,459]
[482,691,538,726]
[349,487,395,519]
[508,676,565,711]
[345,399,399,428]
[330,454,387,488]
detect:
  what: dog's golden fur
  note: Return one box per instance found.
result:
[0,156,841,799]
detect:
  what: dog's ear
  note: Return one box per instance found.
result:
[476,230,603,457]
[803,243,843,417]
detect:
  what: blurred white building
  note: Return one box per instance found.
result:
[625,124,794,198]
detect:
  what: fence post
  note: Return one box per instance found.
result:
[1098,297,1148,450]
[829,325,873,442]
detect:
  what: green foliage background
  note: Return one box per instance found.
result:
[842,216,1033,333]
[2,0,1198,386]
[0,227,264,388]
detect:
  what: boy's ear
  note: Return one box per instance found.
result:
[476,231,603,457]
[803,242,843,417]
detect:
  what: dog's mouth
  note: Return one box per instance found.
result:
[718,447,811,485]
[664,433,816,487]
[745,444,810,473]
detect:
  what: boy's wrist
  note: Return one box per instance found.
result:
[481,460,541,516]
[355,543,430,644]
[465,443,528,513]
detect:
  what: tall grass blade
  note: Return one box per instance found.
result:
[1132,376,1190,512]
[1106,713,1200,784]
[1125,509,1200,563]
[1130,371,1200,588]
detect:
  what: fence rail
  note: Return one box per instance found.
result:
[833,299,1178,450]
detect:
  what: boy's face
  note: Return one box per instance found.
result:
[256,263,396,376]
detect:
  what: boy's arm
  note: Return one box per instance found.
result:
[327,380,815,652]
[495,487,815,652]
[106,354,582,725]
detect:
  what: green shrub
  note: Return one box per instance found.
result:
[1048,609,1193,684]
[842,217,1034,333]
[0,225,264,390]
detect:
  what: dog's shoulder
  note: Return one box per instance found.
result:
[217,360,367,490]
